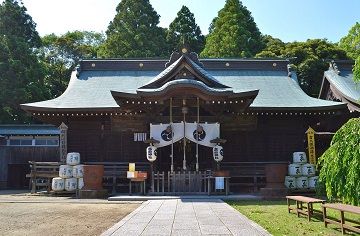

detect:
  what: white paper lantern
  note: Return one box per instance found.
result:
[146,146,157,162]
[213,145,223,162]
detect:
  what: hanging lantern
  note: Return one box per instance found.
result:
[146,146,157,162]
[213,145,223,162]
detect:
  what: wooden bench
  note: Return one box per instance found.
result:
[26,161,60,193]
[286,195,326,221]
[322,203,360,235]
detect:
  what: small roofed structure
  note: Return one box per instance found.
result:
[319,60,360,112]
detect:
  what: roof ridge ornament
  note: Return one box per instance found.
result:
[330,60,341,75]
[165,48,204,68]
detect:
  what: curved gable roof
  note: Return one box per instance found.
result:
[21,57,346,112]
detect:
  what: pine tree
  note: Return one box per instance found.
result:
[166,6,205,54]
[0,0,47,123]
[98,0,167,58]
[201,0,264,58]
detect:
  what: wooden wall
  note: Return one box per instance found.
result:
[0,146,59,188]
[64,114,341,167]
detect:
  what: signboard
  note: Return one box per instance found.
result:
[59,122,68,163]
[306,127,316,165]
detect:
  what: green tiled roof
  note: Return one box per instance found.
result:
[21,60,346,112]
[324,70,360,105]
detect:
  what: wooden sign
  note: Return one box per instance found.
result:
[59,122,68,163]
[306,127,316,165]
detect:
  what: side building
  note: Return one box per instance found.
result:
[0,125,59,188]
[319,60,360,113]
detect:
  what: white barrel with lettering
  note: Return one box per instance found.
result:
[284,176,296,189]
[301,164,315,176]
[52,177,65,191]
[296,176,308,189]
[288,164,302,176]
[59,165,73,178]
[77,178,84,190]
[66,152,80,166]
[72,165,84,178]
[308,176,319,189]
[65,178,77,191]
[293,152,307,163]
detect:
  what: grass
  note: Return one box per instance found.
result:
[226,200,360,236]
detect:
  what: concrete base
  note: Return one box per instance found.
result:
[78,189,108,199]
[260,187,288,199]
[108,194,262,201]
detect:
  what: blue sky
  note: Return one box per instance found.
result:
[20,0,359,43]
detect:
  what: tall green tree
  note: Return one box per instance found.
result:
[98,0,167,58]
[256,39,348,96]
[201,0,264,58]
[339,22,360,83]
[0,0,47,123]
[318,118,360,206]
[255,35,285,58]
[39,31,104,98]
[166,6,205,54]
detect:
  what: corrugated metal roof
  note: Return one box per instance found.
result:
[324,70,360,104]
[0,125,60,135]
[21,62,345,111]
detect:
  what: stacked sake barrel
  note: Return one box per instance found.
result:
[284,152,319,190]
[52,152,84,192]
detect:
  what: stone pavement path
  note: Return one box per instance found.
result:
[102,199,270,236]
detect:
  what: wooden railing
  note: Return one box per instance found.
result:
[220,161,287,191]
[26,161,60,193]
[150,171,212,195]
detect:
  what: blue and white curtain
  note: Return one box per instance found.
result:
[150,122,219,147]
[150,122,184,147]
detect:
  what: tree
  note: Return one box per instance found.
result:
[39,31,104,98]
[201,0,264,58]
[257,39,348,96]
[98,0,167,58]
[166,6,205,54]
[255,35,285,58]
[318,118,360,206]
[339,22,360,83]
[0,0,47,123]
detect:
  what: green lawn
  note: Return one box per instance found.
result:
[226,200,360,236]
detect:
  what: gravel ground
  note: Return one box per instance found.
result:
[0,190,140,236]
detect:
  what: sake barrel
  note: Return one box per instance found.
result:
[66,152,80,166]
[52,177,65,191]
[65,178,77,191]
[59,165,73,178]
[77,178,84,190]
[293,152,307,163]
[296,176,308,189]
[301,164,315,176]
[284,176,296,189]
[288,164,302,176]
[72,165,84,178]
[308,176,319,189]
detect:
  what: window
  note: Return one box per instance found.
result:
[9,137,33,146]
[7,136,59,146]
[34,137,59,146]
